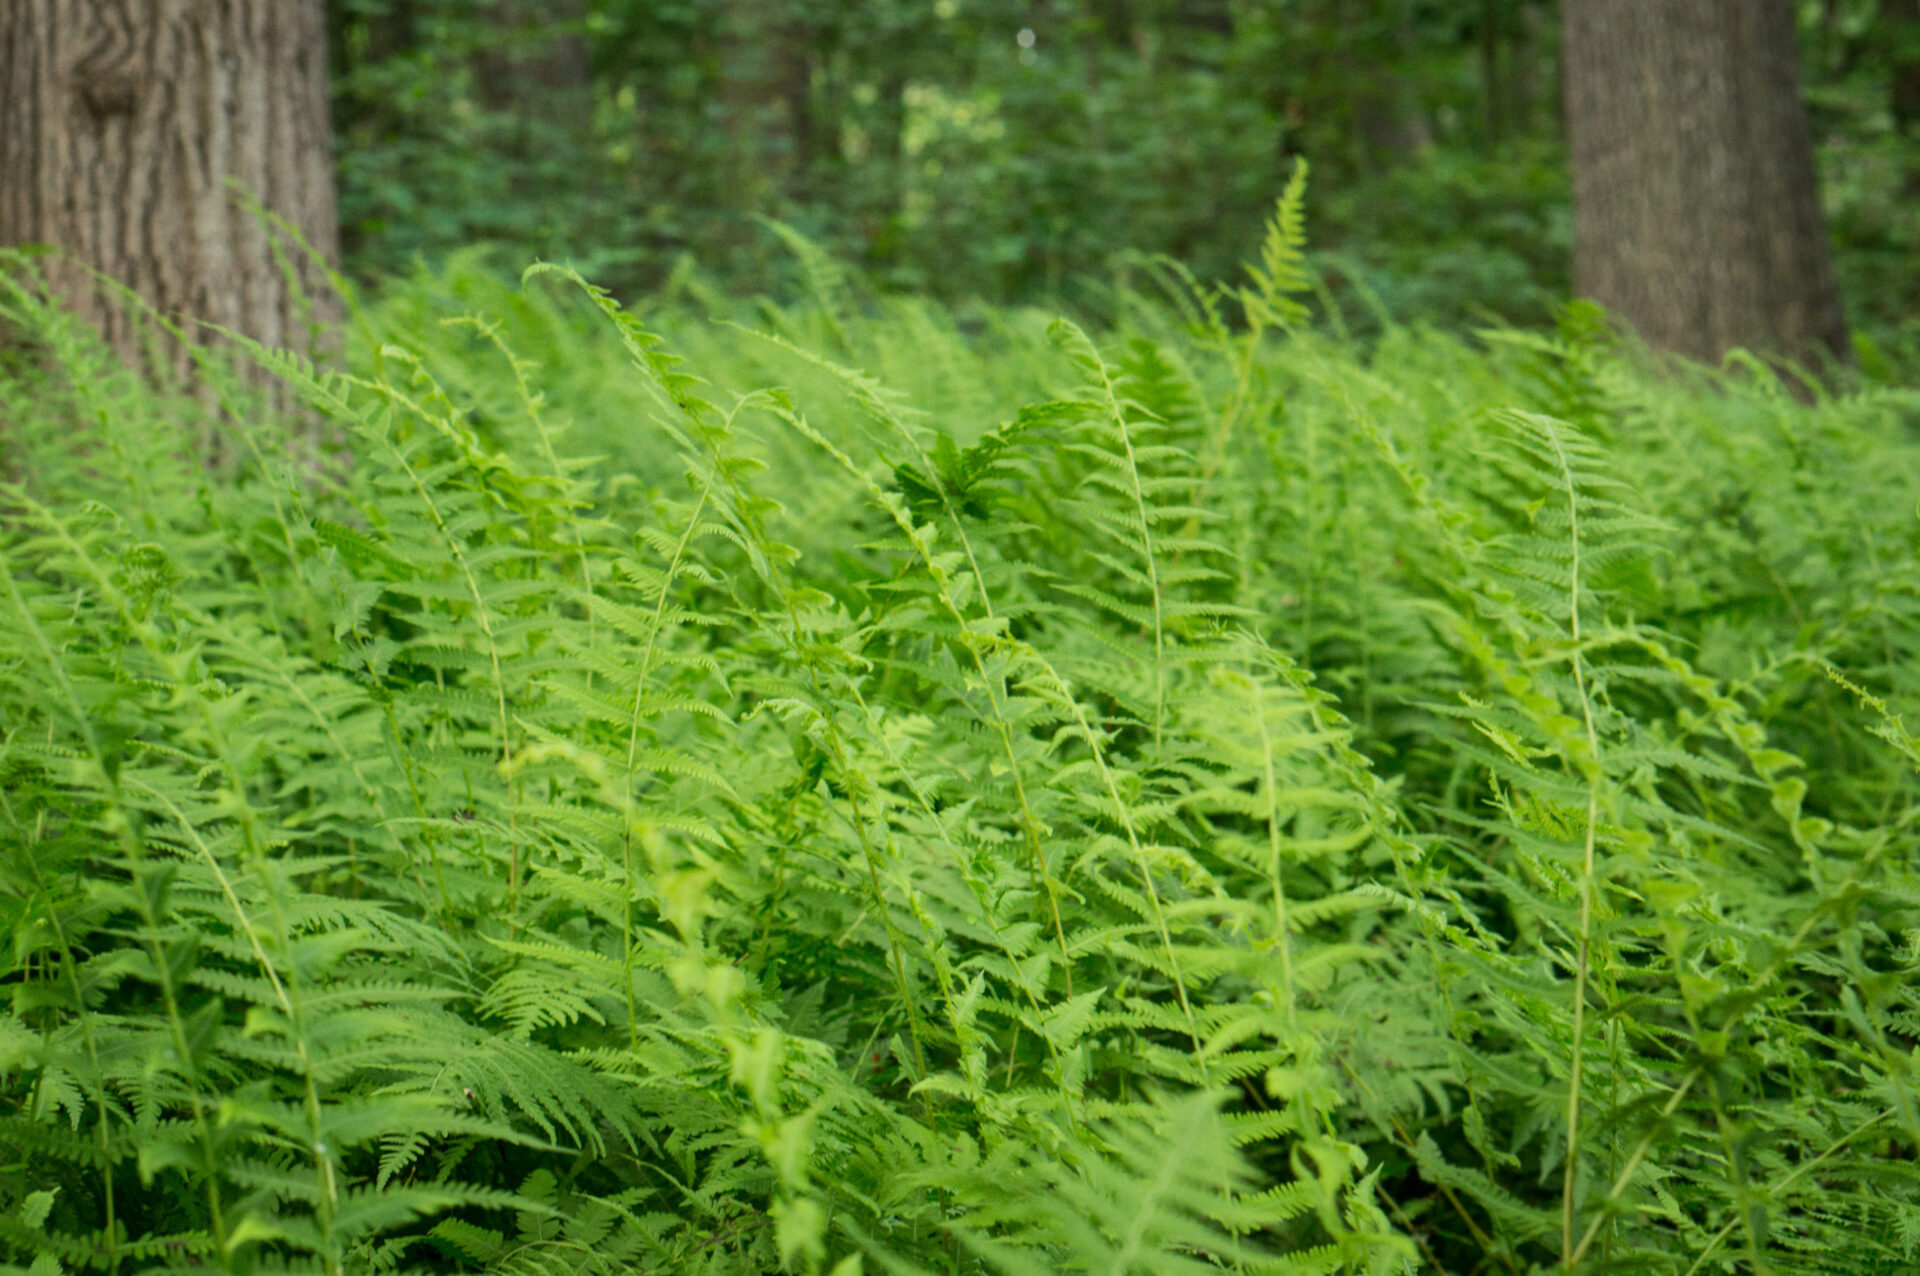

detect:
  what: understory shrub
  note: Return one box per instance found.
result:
[4,190,1920,1274]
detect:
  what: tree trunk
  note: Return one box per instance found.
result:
[1173,0,1232,41]
[1889,0,1920,194]
[1481,0,1505,147]
[1512,2,1544,135]
[473,0,593,239]
[719,0,811,210]
[475,0,591,127]
[0,1,340,370]
[1562,0,1848,367]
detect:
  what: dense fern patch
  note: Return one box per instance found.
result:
[5,195,1920,1275]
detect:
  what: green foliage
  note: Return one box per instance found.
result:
[327,0,1920,358]
[324,0,1574,321]
[6,191,1920,1276]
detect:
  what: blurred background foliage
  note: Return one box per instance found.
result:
[327,0,1919,341]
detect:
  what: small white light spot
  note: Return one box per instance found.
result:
[1016,27,1036,48]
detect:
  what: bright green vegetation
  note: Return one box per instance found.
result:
[5,195,1920,1274]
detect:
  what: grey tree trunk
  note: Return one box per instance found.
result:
[1562,0,1848,367]
[0,0,340,369]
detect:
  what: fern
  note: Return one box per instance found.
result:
[5,190,1920,1276]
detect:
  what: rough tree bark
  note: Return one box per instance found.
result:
[0,0,340,368]
[1562,0,1848,367]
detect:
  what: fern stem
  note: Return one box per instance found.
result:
[1338,1057,1519,1273]
[774,573,936,1077]
[836,765,934,1081]
[1566,1068,1697,1269]
[1186,322,1260,532]
[138,781,345,1276]
[1186,158,1309,536]
[843,682,1079,1116]
[366,383,520,931]
[6,802,122,1276]
[15,487,352,1275]
[618,480,712,1049]
[118,860,236,1271]
[1074,323,1168,756]
[1678,1109,1889,1276]
[1035,655,1205,1066]
[0,512,242,1266]
[766,399,1079,995]
[379,694,455,917]
[458,315,598,647]
[1250,672,1297,1034]
[991,692,1077,998]
[1545,414,1605,1274]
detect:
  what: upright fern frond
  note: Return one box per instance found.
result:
[1242,158,1313,336]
